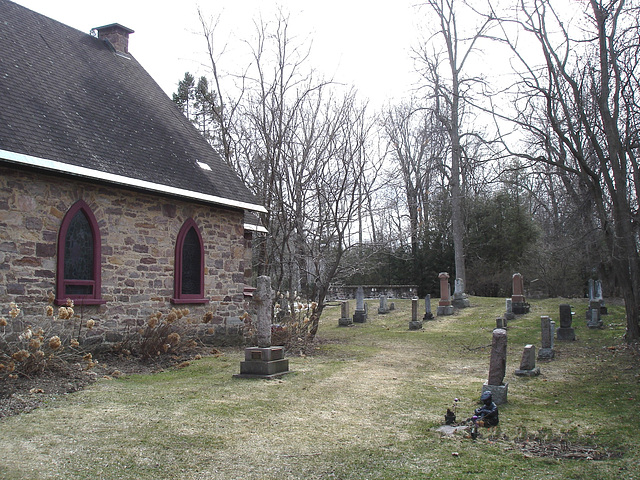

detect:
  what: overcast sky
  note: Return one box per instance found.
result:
[14,0,425,106]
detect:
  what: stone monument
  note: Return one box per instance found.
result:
[437,272,454,316]
[236,276,289,378]
[338,300,352,327]
[409,297,423,330]
[423,294,434,320]
[537,316,555,360]
[514,344,540,376]
[557,304,576,341]
[353,286,367,323]
[482,328,508,405]
[511,273,530,314]
[452,278,470,308]
[378,294,390,314]
[586,279,605,327]
[496,317,507,329]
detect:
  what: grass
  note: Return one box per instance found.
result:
[1,296,639,479]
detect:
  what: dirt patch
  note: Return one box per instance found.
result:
[513,438,623,460]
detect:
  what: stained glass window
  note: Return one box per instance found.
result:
[56,200,104,305]
[172,218,207,303]
[181,227,201,295]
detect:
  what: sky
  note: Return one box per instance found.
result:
[13,0,425,107]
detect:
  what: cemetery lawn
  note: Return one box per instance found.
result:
[1,297,639,480]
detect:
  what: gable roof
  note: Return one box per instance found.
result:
[0,0,265,213]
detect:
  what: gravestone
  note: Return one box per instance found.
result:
[389,302,395,311]
[505,298,515,321]
[586,279,606,325]
[537,316,555,360]
[511,273,530,314]
[514,344,540,376]
[353,286,367,323]
[236,276,290,378]
[338,300,352,327]
[587,307,603,329]
[409,297,423,330]
[378,294,390,314]
[482,328,508,405]
[437,272,454,316]
[557,304,576,341]
[452,278,470,308]
[496,317,507,329]
[595,280,608,314]
[423,294,434,320]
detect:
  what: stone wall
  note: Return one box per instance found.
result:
[328,285,419,301]
[0,166,250,345]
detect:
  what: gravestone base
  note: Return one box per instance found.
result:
[338,317,353,327]
[512,302,530,314]
[235,346,290,379]
[378,308,390,314]
[514,366,540,377]
[437,305,454,316]
[423,312,434,321]
[353,310,367,323]
[537,347,555,360]
[504,312,516,321]
[408,320,423,330]
[556,327,576,341]
[452,297,470,308]
[482,382,508,405]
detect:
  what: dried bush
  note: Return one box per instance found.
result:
[0,296,96,381]
[114,307,211,360]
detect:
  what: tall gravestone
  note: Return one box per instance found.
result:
[511,273,530,314]
[353,286,367,323]
[409,297,423,330]
[452,278,470,308]
[537,316,555,360]
[505,298,515,321]
[586,279,605,327]
[515,344,540,376]
[236,276,290,378]
[338,300,352,326]
[437,272,454,316]
[557,304,576,341]
[482,328,508,405]
[595,280,608,314]
[423,294,434,320]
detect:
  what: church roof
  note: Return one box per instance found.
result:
[0,0,265,213]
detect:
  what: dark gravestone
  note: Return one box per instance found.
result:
[353,286,367,323]
[557,304,576,341]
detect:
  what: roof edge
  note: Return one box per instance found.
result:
[243,223,268,234]
[0,149,267,214]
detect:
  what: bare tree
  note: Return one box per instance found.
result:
[416,0,496,295]
[491,0,640,341]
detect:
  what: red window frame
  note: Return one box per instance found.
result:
[56,200,105,306]
[172,218,208,304]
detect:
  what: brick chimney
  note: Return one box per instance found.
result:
[94,24,134,54]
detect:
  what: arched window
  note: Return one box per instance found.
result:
[56,200,104,305]
[172,218,208,304]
